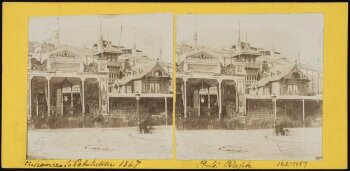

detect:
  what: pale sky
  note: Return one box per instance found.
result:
[29,13,173,63]
[176,14,324,69]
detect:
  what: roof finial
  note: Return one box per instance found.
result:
[119,25,123,46]
[133,27,136,49]
[132,41,137,56]
[195,15,197,34]
[99,19,103,41]
[55,17,60,47]
[98,18,104,51]
[158,48,162,61]
[236,21,241,52]
[298,49,301,65]
[238,21,241,44]
[192,15,198,49]
[107,27,110,42]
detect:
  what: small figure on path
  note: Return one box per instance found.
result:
[139,115,153,134]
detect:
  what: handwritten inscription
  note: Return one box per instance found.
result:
[276,161,308,168]
[119,160,142,168]
[198,160,253,169]
[24,159,141,168]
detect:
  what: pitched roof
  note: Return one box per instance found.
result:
[47,45,95,58]
[115,61,170,86]
[101,46,123,54]
[254,63,304,87]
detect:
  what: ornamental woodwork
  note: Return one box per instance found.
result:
[187,51,216,59]
[222,64,236,75]
[49,50,76,58]
[31,59,47,71]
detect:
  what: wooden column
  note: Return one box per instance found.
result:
[245,99,250,113]
[183,78,187,118]
[81,78,85,117]
[165,97,168,126]
[106,78,110,114]
[197,90,200,117]
[61,86,63,115]
[36,93,39,117]
[98,79,102,109]
[235,83,239,113]
[136,95,140,133]
[107,97,110,114]
[302,99,305,128]
[218,79,222,119]
[28,76,32,119]
[47,77,51,116]
[70,85,73,115]
[208,87,211,109]
[273,99,277,130]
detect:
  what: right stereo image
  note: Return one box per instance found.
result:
[175,14,324,160]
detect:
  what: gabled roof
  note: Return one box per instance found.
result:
[115,61,170,86]
[47,45,95,57]
[184,48,219,59]
[254,63,308,87]
[100,46,124,54]
[48,47,83,59]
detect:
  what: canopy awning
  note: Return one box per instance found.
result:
[245,94,323,100]
[109,93,173,98]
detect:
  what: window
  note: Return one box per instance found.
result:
[287,84,299,95]
[154,70,162,76]
[293,85,298,95]
[150,82,160,93]
[292,72,301,79]
[134,80,142,93]
[109,73,117,81]
[72,85,80,92]
[127,86,132,93]
[155,83,160,93]
[237,66,242,72]
[264,87,270,95]
[150,83,155,93]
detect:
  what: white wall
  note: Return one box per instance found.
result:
[258,87,264,96]
[271,81,280,95]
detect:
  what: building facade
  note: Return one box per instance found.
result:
[28,28,173,127]
[28,42,109,120]
[176,29,323,128]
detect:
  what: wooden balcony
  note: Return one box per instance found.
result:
[244,63,260,69]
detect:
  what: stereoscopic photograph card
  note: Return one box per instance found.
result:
[1,2,348,169]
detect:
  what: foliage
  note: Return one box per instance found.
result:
[176,116,276,130]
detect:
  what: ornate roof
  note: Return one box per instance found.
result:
[97,46,123,54]
[185,49,219,60]
[254,63,309,87]
[115,61,171,86]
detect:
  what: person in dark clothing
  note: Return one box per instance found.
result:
[139,115,152,134]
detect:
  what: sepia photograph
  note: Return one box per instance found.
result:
[27,13,174,159]
[175,14,323,160]
[2,2,348,169]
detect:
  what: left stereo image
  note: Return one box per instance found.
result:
[27,13,174,160]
